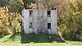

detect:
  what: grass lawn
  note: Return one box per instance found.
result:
[0,34,82,46]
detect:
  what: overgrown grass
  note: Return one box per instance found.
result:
[21,34,62,43]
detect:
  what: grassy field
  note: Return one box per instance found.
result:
[0,34,82,46]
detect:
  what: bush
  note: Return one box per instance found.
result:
[58,10,82,41]
[0,7,22,36]
[58,0,82,41]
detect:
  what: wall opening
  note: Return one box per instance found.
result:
[47,23,51,29]
[47,11,51,17]
[29,10,33,17]
[29,22,32,28]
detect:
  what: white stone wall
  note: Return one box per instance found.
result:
[22,9,57,34]
[51,10,57,34]
[32,10,38,34]
[22,9,32,34]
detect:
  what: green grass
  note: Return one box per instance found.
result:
[21,34,63,43]
[0,34,82,46]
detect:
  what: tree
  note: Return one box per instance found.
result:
[58,0,82,40]
[0,0,22,36]
[8,0,23,12]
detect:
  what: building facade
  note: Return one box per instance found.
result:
[22,9,57,34]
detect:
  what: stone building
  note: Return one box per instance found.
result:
[22,9,57,34]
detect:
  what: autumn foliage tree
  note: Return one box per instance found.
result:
[0,0,23,36]
[58,0,82,41]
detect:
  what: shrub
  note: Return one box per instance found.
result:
[58,10,82,41]
[0,7,22,36]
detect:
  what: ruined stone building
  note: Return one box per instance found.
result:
[22,9,57,34]
[22,0,57,34]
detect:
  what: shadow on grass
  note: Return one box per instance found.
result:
[9,34,16,41]
[21,33,64,43]
[0,36,4,38]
